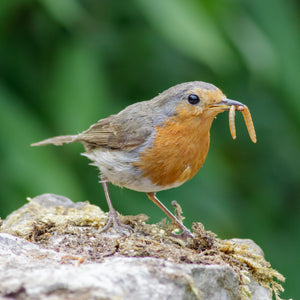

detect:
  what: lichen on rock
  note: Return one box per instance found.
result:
[0,193,285,300]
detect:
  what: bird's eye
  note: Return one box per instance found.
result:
[188,94,200,105]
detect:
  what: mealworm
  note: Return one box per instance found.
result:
[228,105,257,143]
[229,105,236,140]
[242,106,257,143]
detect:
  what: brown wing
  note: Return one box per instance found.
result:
[77,107,155,152]
[30,116,147,151]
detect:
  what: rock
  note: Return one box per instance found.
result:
[30,193,84,208]
[0,194,283,300]
[0,233,271,300]
[229,238,265,257]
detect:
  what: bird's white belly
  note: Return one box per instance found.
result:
[82,150,182,192]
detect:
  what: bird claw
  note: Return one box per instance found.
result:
[171,227,194,245]
[100,209,134,235]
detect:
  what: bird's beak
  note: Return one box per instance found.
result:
[212,99,246,110]
[211,98,246,110]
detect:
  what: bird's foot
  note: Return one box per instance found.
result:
[100,209,134,235]
[171,225,194,245]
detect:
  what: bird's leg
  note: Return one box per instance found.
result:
[99,178,133,234]
[146,192,194,243]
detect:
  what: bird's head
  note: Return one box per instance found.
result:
[155,81,245,120]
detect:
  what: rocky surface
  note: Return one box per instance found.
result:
[0,194,284,299]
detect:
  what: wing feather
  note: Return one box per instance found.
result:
[78,105,155,151]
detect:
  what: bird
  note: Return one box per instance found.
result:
[31,81,256,243]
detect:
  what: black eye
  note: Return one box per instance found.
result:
[188,94,200,105]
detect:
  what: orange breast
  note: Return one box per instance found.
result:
[134,108,215,187]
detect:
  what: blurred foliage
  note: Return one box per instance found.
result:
[0,0,299,298]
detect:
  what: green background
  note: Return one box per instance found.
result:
[0,1,299,298]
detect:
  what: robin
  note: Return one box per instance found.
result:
[32,81,256,242]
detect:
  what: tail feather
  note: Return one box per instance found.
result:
[31,135,78,146]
